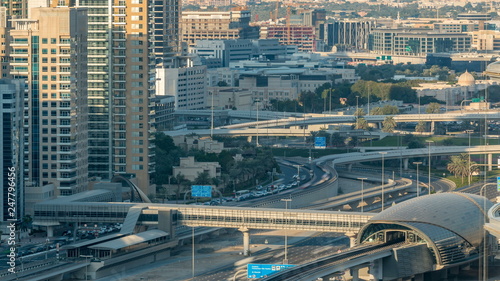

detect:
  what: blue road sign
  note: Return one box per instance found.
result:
[247,264,295,279]
[315,137,326,149]
[191,185,212,198]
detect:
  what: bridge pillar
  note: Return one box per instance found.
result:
[345,232,357,248]
[403,158,409,170]
[247,136,252,143]
[347,164,353,172]
[350,268,359,281]
[488,153,493,171]
[369,259,383,281]
[430,121,435,133]
[414,273,424,281]
[239,227,251,256]
[47,225,54,238]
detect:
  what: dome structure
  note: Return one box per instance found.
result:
[457,70,475,86]
[484,61,500,82]
[357,193,492,268]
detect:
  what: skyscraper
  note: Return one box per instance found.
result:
[0,79,24,233]
[3,7,89,198]
[49,0,182,195]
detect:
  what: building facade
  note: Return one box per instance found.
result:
[41,0,183,195]
[155,65,207,110]
[4,7,89,196]
[259,25,316,52]
[0,79,24,232]
[369,29,472,56]
[181,9,259,48]
[194,39,253,67]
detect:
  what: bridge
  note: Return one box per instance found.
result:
[166,110,500,138]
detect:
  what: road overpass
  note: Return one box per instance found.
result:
[166,110,500,138]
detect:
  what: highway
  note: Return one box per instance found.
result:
[190,232,349,281]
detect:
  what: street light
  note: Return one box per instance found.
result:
[355,95,359,116]
[413,162,422,197]
[357,178,367,212]
[480,183,496,281]
[426,140,434,194]
[466,130,474,185]
[281,198,292,264]
[255,98,260,147]
[80,255,93,280]
[379,152,387,211]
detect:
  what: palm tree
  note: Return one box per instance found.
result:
[355,117,369,130]
[174,173,188,203]
[382,116,397,133]
[354,108,366,117]
[447,153,477,183]
[415,121,426,133]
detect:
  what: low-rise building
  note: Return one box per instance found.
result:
[173,156,221,182]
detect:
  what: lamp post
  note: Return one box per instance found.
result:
[426,140,434,194]
[255,98,260,147]
[480,183,496,281]
[413,162,422,197]
[358,178,367,212]
[379,152,387,211]
[210,91,214,138]
[466,130,474,185]
[281,198,292,264]
[356,95,359,116]
[418,94,421,115]
[192,227,195,278]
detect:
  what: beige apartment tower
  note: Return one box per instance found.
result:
[3,7,89,196]
[45,0,183,195]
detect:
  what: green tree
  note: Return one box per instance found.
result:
[447,153,477,183]
[194,171,211,185]
[426,102,441,113]
[415,121,426,133]
[174,173,189,203]
[20,215,32,233]
[330,132,345,147]
[382,116,397,133]
[355,117,369,130]
[370,107,383,115]
[380,105,400,115]
[354,108,366,117]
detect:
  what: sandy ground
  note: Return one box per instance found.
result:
[102,230,316,281]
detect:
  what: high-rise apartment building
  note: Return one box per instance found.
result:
[46,0,182,195]
[0,79,24,233]
[3,7,89,197]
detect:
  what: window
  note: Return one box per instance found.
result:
[132,165,143,170]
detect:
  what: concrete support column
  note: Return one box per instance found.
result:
[345,232,357,248]
[403,158,409,170]
[350,268,359,281]
[369,259,383,281]
[414,273,424,281]
[47,226,54,238]
[347,163,353,172]
[239,227,251,256]
[431,121,435,133]
[488,153,493,171]
[247,136,252,143]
